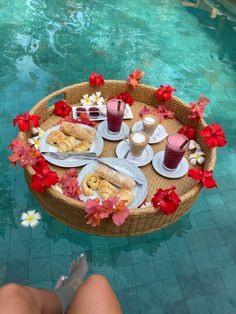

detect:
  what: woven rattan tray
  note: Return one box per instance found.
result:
[22,81,216,236]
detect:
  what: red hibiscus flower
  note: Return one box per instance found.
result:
[54,100,71,117]
[78,112,96,127]
[178,125,196,140]
[13,112,40,132]
[151,186,181,215]
[156,105,175,121]
[113,92,134,106]
[84,198,110,227]
[188,94,210,120]
[111,199,129,226]
[199,123,227,148]
[127,69,144,88]
[188,168,217,189]
[31,167,59,192]
[8,138,40,167]
[155,85,176,102]
[89,72,105,87]
[60,168,82,200]
[32,158,48,173]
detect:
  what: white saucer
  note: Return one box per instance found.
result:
[152,151,189,178]
[98,121,129,141]
[131,121,168,144]
[116,140,153,167]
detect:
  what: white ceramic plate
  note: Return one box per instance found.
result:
[39,124,104,168]
[116,140,154,167]
[132,121,168,144]
[97,121,129,141]
[78,157,148,208]
[152,151,189,178]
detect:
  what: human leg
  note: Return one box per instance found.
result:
[0,283,61,314]
[66,274,122,314]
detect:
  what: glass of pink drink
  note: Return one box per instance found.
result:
[163,133,189,171]
[107,99,126,134]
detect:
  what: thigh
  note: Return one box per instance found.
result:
[66,275,122,314]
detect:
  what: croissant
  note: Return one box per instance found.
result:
[82,173,101,196]
[73,140,91,153]
[98,180,117,200]
[47,130,66,147]
[115,189,134,206]
[58,136,77,152]
[60,122,96,143]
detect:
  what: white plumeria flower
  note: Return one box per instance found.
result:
[31,127,44,138]
[80,94,93,106]
[28,136,40,149]
[189,151,205,166]
[52,184,63,194]
[90,92,105,106]
[21,210,41,228]
[189,140,200,151]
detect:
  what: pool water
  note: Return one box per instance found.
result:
[1,0,236,313]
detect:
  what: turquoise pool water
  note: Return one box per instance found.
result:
[1,0,236,313]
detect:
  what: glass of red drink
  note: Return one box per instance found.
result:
[107,99,126,134]
[163,133,189,171]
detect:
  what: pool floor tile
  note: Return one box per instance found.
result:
[172,252,197,275]
[114,265,136,290]
[28,257,51,283]
[186,296,210,314]
[165,300,189,314]
[153,256,176,280]
[191,249,215,272]
[133,260,156,285]
[218,264,236,289]
[177,269,225,299]
[205,289,236,314]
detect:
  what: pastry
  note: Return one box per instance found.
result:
[46,130,66,146]
[95,164,136,189]
[115,189,133,206]
[60,122,96,143]
[58,136,77,152]
[82,173,101,196]
[98,180,117,199]
[73,140,91,153]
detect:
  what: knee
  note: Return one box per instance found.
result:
[85,274,110,288]
[0,283,25,299]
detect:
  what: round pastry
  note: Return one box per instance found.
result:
[82,173,101,196]
[58,136,77,152]
[47,130,66,146]
[98,180,117,199]
[73,140,91,153]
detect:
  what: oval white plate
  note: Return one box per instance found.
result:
[116,140,153,167]
[39,124,104,168]
[78,157,148,208]
[97,121,129,141]
[132,121,168,144]
[152,151,189,178]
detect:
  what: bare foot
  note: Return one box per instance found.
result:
[55,254,88,291]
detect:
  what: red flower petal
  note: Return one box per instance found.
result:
[13,112,40,132]
[188,168,217,189]
[89,72,105,87]
[155,85,176,102]
[199,123,227,148]
[151,186,181,215]
[54,100,71,117]
[178,125,196,140]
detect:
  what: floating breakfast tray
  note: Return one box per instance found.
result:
[21,81,216,237]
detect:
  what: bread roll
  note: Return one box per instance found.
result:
[98,180,117,199]
[73,140,90,153]
[47,130,66,146]
[95,164,136,189]
[115,189,133,206]
[60,122,95,143]
[58,136,77,152]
